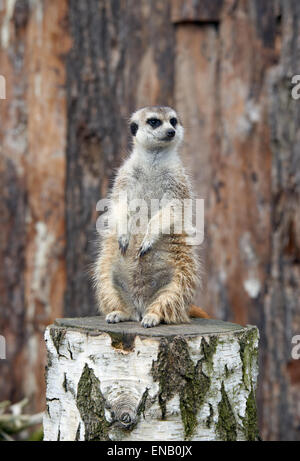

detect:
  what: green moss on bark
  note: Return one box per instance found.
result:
[180,367,210,439]
[76,363,110,441]
[151,335,217,440]
[49,327,66,356]
[242,386,259,441]
[137,388,149,419]
[216,382,237,441]
[239,327,259,390]
[200,336,218,374]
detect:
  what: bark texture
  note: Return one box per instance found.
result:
[0,0,299,440]
[44,317,259,441]
[0,0,71,411]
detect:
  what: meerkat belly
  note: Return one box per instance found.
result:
[112,234,174,314]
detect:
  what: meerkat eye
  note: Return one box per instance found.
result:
[147,118,162,129]
[170,118,177,127]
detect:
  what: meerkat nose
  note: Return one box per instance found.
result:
[167,129,175,138]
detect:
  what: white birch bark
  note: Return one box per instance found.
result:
[43,317,259,441]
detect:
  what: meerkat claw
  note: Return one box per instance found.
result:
[118,235,129,255]
[137,247,150,258]
[141,313,160,328]
[137,239,153,258]
[106,311,128,323]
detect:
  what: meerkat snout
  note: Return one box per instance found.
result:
[167,129,175,137]
[165,128,175,140]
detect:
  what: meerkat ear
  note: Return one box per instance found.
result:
[130,122,138,136]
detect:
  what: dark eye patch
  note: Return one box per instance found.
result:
[147,118,162,129]
[170,117,177,127]
[130,122,138,136]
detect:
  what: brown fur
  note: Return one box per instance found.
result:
[189,304,210,319]
[93,106,209,327]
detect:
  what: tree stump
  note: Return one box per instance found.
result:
[43,317,259,441]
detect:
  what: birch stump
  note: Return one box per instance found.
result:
[43,317,259,441]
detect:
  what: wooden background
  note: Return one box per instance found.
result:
[0,0,299,440]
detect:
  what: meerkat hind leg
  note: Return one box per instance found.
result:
[96,266,134,324]
[141,278,191,328]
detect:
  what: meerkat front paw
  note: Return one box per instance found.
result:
[137,236,155,257]
[106,311,129,323]
[141,313,161,328]
[118,234,129,255]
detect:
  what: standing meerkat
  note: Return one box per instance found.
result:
[93,106,209,328]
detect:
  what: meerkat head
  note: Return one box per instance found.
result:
[129,106,184,151]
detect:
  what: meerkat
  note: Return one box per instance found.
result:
[93,106,209,328]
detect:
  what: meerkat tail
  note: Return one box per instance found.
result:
[189,304,210,319]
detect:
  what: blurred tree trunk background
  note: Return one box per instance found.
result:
[0,0,299,441]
